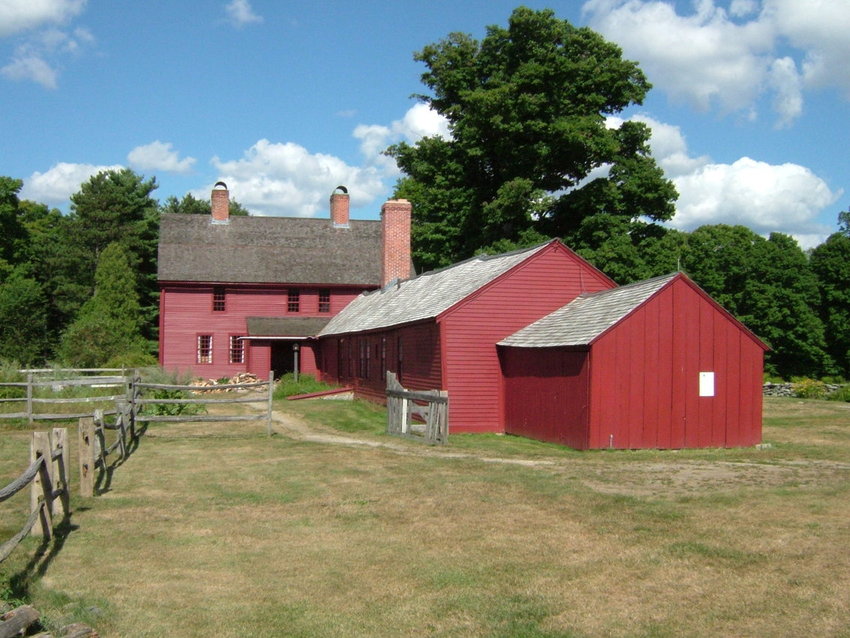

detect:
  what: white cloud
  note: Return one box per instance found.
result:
[609,114,840,247]
[20,162,123,204]
[128,141,196,174]
[671,157,838,241]
[224,0,262,28]
[0,0,86,37]
[1,16,94,88]
[766,0,850,97]
[582,0,850,126]
[768,56,803,128]
[208,139,386,217]
[1,52,57,88]
[353,103,451,174]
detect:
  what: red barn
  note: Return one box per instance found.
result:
[317,240,615,432]
[498,273,768,449]
[157,184,412,379]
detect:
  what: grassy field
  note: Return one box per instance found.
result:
[1,396,848,637]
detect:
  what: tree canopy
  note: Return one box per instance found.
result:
[388,6,677,270]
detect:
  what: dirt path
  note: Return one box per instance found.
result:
[270,404,850,498]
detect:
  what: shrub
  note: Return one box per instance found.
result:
[273,373,335,400]
[791,378,828,399]
[827,385,850,403]
[138,368,206,417]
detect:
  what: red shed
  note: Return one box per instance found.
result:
[317,240,615,432]
[499,273,768,449]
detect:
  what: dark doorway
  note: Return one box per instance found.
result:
[271,342,296,379]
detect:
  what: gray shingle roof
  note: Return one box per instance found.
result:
[246,317,330,337]
[319,242,551,337]
[157,214,383,285]
[498,273,679,347]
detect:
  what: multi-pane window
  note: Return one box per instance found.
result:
[197,335,213,364]
[229,335,245,364]
[380,337,387,380]
[212,287,226,311]
[318,289,331,313]
[288,288,300,313]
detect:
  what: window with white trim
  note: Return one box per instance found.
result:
[229,336,245,364]
[197,335,213,364]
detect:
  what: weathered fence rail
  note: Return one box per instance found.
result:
[135,372,275,434]
[0,370,132,423]
[386,371,448,445]
[0,428,69,563]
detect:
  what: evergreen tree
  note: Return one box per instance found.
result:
[59,242,147,367]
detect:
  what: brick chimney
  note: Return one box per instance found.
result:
[330,185,350,228]
[381,198,412,286]
[211,181,229,223]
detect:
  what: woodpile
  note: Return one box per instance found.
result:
[190,373,260,393]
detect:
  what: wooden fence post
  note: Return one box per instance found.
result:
[116,400,128,460]
[26,372,33,425]
[29,432,53,538]
[78,417,95,498]
[51,428,70,521]
[267,370,274,436]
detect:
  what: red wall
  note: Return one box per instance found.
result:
[439,243,613,433]
[501,347,590,448]
[586,277,764,449]
[159,284,364,379]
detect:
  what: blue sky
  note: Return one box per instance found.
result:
[1,0,848,248]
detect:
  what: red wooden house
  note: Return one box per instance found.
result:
[498,273,768,449]
[157,184,412,379]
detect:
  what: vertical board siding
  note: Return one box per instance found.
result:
[502,348,589,448]
[587,278,764,449]
[160,284,367,379]
[318,322,442,404]
[442,244,613,433]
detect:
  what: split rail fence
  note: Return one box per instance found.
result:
[386,371,448,445]
[0,369,276,566]
[0,368,132,424]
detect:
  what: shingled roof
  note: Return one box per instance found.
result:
[246,316,330,337]
[319,242,551,337]
[499,273,679,348]
[157,214,383,285]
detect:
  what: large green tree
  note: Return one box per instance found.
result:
[59,242,148,367]
[388,7,677,270]
[810,215,850,377]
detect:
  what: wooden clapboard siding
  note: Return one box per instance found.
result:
[159,283,365,378]
[439,243,613,433]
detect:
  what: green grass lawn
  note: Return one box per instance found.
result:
[1,397,848,637]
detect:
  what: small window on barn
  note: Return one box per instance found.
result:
[380,338,386,380]
[288,288,300,313]
[229,336,245,364]
[212,287,225,312]
[197,335,213,364]
[318,289,331,313]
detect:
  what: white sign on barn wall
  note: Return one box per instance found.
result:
[699,372,715,397]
